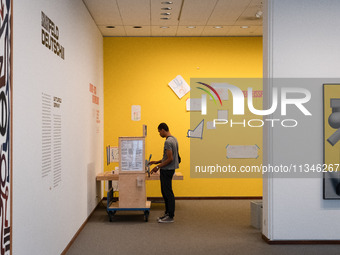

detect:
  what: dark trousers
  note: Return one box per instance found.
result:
[160,169,175,218]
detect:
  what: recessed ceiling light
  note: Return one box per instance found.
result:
[214,26,223,29]
[161,13,171,15]
[133,26,142,28]
[161,7,172,10]
[106,26,115,29]
[160,26,169,29]
[161,1,173,4]
[187,26,196,29]
[241,26,249,29]
[160,17,170,20]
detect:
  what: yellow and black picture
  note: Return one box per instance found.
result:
[323,84,340,199]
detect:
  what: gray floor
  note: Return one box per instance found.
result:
[66,200,340,255]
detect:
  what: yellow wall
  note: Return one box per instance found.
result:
[104,37,263,197]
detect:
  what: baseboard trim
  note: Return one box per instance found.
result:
[102,196,262,200]
[61,200,102,255]
[262,234,340,244]
[148,196,262,200]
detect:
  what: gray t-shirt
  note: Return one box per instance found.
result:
[161,136,179,170]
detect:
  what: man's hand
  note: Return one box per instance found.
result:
[150,166,159,175]
[149,160,161,166]
[148,161,157,165]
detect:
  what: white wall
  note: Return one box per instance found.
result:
[263,0,340,240]
[13,0,103,254]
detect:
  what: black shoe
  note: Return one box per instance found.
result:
[157,213,169,221]
[158,215,174,223]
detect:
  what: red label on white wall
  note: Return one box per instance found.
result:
[89,83,99,104]
[89,83,100,124]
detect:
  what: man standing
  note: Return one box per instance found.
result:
[149,123,179,223]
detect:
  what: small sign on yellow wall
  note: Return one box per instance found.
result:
[131,105,141,121]
[168,75,190,99]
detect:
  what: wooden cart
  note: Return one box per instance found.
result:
[96,171,183,222]
[97,136,184,222]
[106,187,151,222]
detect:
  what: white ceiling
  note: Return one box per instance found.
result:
[82,0,263,37]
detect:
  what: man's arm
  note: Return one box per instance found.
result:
[150,149,173,174]
[149,160,162,165]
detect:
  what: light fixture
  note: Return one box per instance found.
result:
[106,26,115,29]
[255,10,263,19]
[161,13,171,15]
[187,26,196,29]
[161,1,173,4]
[214,26,223,29]
[133,26,142,28]
[161,7,172,10]
[241,26,249,29]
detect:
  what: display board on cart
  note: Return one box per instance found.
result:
[118,137,146,208]
[119,137,145,174]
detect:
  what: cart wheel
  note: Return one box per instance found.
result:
[109,211,116,222]
[144,210,150,222]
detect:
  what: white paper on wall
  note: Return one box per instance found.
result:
[42,93,63,188]
[218,110,228,120]
[226,145,259,159]
[206,121,216,129]
[110,146,119,162]
[211,83,229,101]
[186,98,201,111]
[131,105,141,121]
[168,75,190,99]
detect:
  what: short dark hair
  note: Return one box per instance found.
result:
[158,123,169,132]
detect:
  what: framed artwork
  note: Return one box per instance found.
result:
[323,84,340,199]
